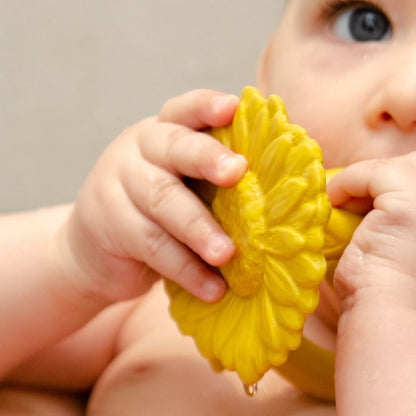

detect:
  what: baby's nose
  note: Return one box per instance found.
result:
[365,50,416,131]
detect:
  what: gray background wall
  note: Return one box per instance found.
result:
[1,1,284,212]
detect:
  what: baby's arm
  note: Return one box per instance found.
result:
[0,205,103,379]
[3,299,137,391]
[0,90,247,383]
[327,155,416,416]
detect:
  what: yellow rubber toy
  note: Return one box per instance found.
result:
[165,87,362,401]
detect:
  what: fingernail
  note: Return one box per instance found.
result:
[207,232,234,256]
[216,154,247,180]
[203,278,226,302]
[211,94,239,113]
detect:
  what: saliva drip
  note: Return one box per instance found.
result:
[243,383,258,397]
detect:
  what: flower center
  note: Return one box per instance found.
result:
[212,171,266,297]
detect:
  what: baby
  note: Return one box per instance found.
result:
[2,1,416,414]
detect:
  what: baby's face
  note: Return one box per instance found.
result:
[258,0,416,168]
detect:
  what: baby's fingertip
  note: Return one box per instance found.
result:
[325,172,345,202]
[202,277,227,303]
[206,232,235,264]
[208,94,239,126]
[211,94,239,111]
[215,153,248,185]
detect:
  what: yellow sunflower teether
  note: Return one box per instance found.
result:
[165,86,353,397]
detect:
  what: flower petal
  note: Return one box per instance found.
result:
[211,293,242,357]
[248,107,272,168]
[264,257,300,305]
[265,177,309,225]
[286,252,327,288]
[256,134,292,188]
[265,225,306,258]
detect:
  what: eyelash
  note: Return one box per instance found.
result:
[320,0,386,21]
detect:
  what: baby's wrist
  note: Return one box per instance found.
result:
[50,206,111,312]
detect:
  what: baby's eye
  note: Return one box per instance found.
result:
[333,7,392,42]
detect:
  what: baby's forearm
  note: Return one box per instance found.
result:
[0,205,107,379]
[336,295,416,416]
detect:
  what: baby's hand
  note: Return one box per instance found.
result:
[326,153,416,414]
[328,152,416,297]
[61,90,247,304]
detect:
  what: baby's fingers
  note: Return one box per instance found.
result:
[138,221,228,303]
[158,89,239,129]
[115,199,227,303]
[123,157,235,272]
[327,156,416,213]
[138,118,247,187]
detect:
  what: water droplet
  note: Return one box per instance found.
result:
[243,383,258,397]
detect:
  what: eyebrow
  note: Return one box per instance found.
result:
[321,0,384,20]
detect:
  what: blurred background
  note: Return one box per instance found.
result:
[0,0,284,212]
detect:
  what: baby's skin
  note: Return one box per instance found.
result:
[2,1,416,414]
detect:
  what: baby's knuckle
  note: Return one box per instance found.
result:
[147,175,181,217]
[142,226,169,261]
[379,196,416,228]
[119,125,135,138]
[171,259,204,283]
[183,213,209,237]
[165,125,188,148]
[122,117,155,145]
[160,96,176,112]
[119,123,141,142]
